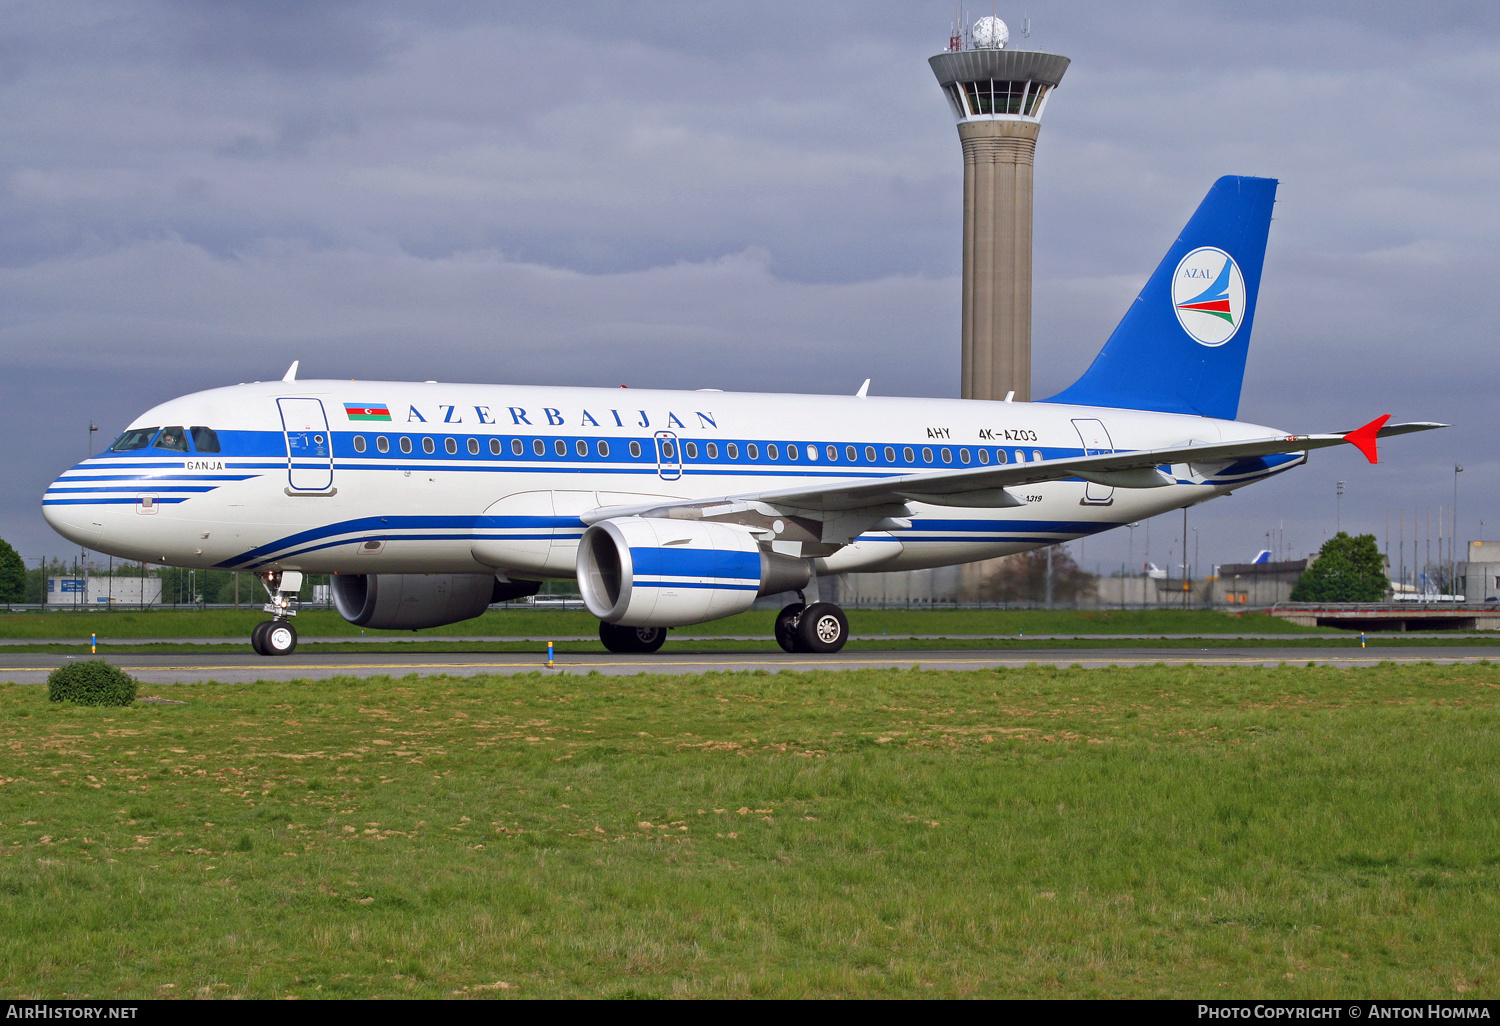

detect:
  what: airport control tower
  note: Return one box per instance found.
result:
[930,16,1068,401]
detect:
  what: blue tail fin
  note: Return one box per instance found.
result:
[1044,175,1277,420]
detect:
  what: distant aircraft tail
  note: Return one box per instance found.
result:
[1045,175,1278,421]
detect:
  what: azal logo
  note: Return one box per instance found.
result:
[1171,247,1246,347]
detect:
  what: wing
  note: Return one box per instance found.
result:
[581,418,1446,522]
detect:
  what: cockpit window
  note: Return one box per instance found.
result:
[153,426,189,452]
[110,427,158,451]
[189,426,221,453]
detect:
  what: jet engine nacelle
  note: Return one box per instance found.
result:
[331,573,540,630]
[577,516,811,627]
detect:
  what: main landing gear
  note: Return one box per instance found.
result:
[599,622,668,654]
[251,570,302,657]
[775,600,849,654]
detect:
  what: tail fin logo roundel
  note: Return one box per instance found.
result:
[1172,247,1246,347]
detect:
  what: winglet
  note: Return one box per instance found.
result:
[1343,414,1391,464]
[856,379,870,398]
[282,360,299,382]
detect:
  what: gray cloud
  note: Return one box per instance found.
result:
[1,0,1495,574]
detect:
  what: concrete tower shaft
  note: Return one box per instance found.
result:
[930,47,1069,401]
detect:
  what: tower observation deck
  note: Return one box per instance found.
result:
[930,18,1069,401]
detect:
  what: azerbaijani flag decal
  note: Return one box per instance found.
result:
[344,402,392,421]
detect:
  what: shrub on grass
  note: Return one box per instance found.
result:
[47,660,138,706]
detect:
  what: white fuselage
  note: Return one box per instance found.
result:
[42,380,1302,579]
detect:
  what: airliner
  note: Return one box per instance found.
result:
[42,177,1441,656]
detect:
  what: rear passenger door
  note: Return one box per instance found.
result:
[278,398,334,493]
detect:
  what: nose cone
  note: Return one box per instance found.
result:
[42,470,105,547]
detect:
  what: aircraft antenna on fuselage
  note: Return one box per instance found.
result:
[282,361,299,382]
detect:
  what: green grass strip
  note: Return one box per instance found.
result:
[1,663,1497,998]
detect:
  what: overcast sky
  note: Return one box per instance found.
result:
[3,0,1496,578]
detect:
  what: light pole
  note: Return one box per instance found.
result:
[87,421,98,458]
[1454,465,1464,601]
[1181,507,1190,610]
[1336,481,1345,533]
[1192,526,1200,607]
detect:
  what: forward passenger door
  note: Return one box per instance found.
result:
[278,398,335,493]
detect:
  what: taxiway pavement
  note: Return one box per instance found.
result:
[2,646,1497,685]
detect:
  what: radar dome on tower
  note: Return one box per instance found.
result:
[972,16,1009,49]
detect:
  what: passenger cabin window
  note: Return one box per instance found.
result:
[1014,449,1025,463]
[960,448,971,464]
[847,446,858,462]
[111,427,158,451]
[189,426,221,453]
[377,436,390,454]
[154,426,189,452]
[726,443,738,460]
[400,437,412,454]
[422,437,436,454]
[576,440,588,457]
[468,438,480,455]
[685,441,698,459]
[826,445,838,461]
[489,438,501,455]
[922,447,933,463]
[864,446,876,462]
[629,441,642,458]
[706,442,718,459]
[903,446,914,463]
[554,439,566,456]
[661,440,676,459]
[884,446,895,462]
[767,443,779,460]
[445,437,458,455]
[597,440,610,457]
[941,448,952,463]
[511,439,523,456]
[746,443,758,460]
[533,439,545,456]
[1033,450,1043,463]
[353,436,367,454]
[978,448,990,465]
[786,444,798,461]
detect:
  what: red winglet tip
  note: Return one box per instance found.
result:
[1343,414,1392,464]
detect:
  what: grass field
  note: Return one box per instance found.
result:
[0,607,1336,640]
[1,663,1497,998]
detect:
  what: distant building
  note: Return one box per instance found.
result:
[45,576,162,607]
[1215,558,1309,606]
[1459,541,1500,603]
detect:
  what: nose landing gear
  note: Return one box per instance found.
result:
[250,570,303,656]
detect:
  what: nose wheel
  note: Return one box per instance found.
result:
[251,619,298,656]
[250,569,303,656]
[775,601,848,654]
